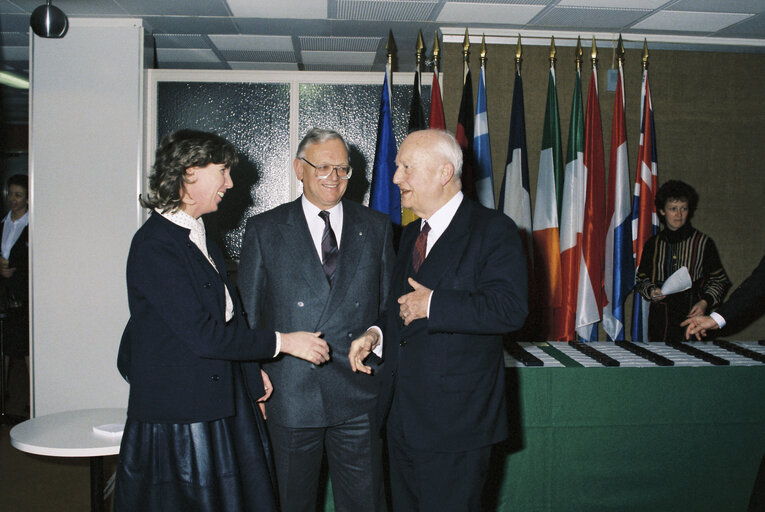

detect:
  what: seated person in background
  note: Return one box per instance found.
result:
[635,180,731,342]
[682,254,765,340]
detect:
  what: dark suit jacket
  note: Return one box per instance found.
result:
[378,198,528,452]
[716,254,765,330]
[238,197,395,428]
[118,212,277,423]
[0,222,28,304]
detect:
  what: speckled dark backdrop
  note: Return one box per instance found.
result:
[157,80,430,260]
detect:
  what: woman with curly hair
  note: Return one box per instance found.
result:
[635,180,731,342]
[115,129,330,511]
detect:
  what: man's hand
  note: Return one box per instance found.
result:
[280,331,330,365]
[687,299,708,318]
[349,329,380,374]
[256,369,272,419]
[680,315,719,340]
[398,278,431,326]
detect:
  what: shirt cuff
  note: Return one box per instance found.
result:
[710,312,726,329]
[368,326,383,358]
[426,291,433,318]
[274,332,281,357]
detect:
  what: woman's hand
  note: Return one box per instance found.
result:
[649,286,665,302]
[280,331,330,365]
[257,369,272,419]
[687,299,709,318]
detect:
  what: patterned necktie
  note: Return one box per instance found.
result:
[412,221,430,273]
[318,210,338,284]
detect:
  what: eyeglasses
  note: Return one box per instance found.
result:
[300,157,353,180]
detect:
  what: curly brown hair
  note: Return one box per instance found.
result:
[140,130,238,212]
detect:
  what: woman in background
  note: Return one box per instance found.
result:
[115,130,330,511]
[1,174,29,376]
[635,180,731,342]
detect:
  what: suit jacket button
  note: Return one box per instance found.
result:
[347,332,353,338]
[355,302,360,307]
[210,374,220,382]
[203,282,212,288]
[400,339,407,347]
[297,301,304,307]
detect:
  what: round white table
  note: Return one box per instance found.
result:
[10,408,126,512]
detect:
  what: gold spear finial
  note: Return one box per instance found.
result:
[432,30,440,70]
[462,28,470,83]
[416,29,424,69]
[515,34,522,73]
[480,34,487,66]
[575,36,582,71]
[616,34,625,67]
[549,35,557,67]
[386,30,396,68]
[591,36,598,68]
[642,38,649,70]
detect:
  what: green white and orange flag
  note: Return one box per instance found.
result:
[557,67,585,341]
[532,66,564,340]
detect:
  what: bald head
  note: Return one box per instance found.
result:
[393,129,462,219]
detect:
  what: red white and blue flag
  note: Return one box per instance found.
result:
[603,61,633,341]
[630,67,659,341]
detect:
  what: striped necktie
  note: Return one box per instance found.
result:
[412,221,430,273]
[318,210,338,284]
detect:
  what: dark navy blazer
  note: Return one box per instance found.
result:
[118,212,276,423]
[378,198,528,452]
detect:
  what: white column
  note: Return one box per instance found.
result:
[30,18,145,415]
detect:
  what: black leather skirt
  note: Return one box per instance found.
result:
[114,364,278,511]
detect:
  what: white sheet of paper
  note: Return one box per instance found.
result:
[661,266,692,295]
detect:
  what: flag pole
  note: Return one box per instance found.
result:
[642,38,649,70]
[415,29,424,78]
[433,30,440,75]
[591,36,598,70]
[575,35,582,72]
[515,34,522,75]
[549,35,557,70]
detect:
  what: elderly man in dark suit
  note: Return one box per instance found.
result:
[237,128,394,512]
[350,129,528,512]
[682,254,765,339]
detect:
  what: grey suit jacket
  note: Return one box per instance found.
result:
[238,197,395,428]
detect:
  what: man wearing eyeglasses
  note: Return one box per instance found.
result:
[238,127,394,512]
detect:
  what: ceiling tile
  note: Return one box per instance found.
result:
[438,3,545,24]
[533,6,649,29]
[716,12,765,37]
[1,46,28,59]
[114,0,229,16]
[557,0,665,8]
[0,32,29,45]
[301,49,376,65]
[229,61,300,70]
[142,16,238,34]
[633,10,753,32]
[227,0,327,19]
[210,34,294,52]
[152,34,209,49]
[218,49,296,62]
[299,35,379,51]
[156,48,222,63]
[336,0,438,22]
[671,0,765,15]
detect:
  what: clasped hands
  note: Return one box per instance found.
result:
[349,278,431,374]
